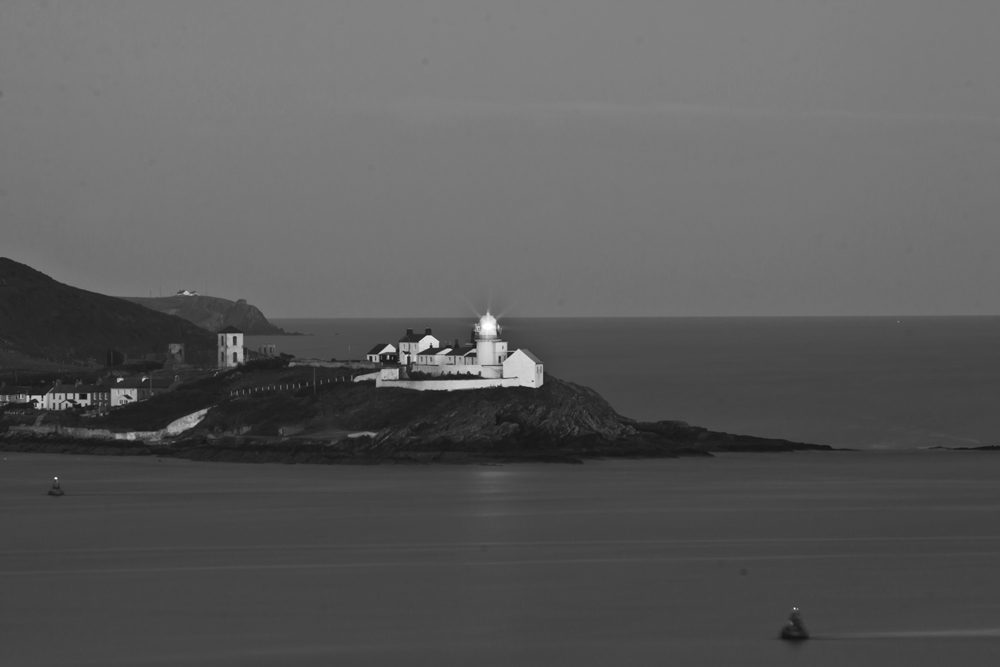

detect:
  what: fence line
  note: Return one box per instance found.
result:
[228,375,359,398]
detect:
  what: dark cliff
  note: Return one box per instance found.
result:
[0,258,216,365]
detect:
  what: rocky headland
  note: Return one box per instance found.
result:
[122,294,295,336]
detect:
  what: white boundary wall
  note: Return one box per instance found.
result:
[8,407,211,442]
[376,377,524,391]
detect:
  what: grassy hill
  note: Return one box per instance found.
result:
[0,258,216,366]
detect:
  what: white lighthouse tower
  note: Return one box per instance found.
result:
[474,313,508,378]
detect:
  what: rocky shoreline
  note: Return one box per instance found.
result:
[1,372,837,465]
[0,423,834,466]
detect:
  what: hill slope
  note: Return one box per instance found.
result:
[121,295,288,335]
[0,258,216,365]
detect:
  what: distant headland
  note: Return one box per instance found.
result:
[121,293,299,337]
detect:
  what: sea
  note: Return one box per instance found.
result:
[253,316,1000,450]
[4,317,1000,665]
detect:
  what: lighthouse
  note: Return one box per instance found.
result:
[474,313,508,378]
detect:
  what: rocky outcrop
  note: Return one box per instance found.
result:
[122,295,292,335]
[190,376,834,461]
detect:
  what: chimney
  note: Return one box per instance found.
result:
[406,328,413,336]
[425,327,432,335]
[455,338,460,348]
[75,379,82,386]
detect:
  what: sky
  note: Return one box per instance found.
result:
[2,0,998,317]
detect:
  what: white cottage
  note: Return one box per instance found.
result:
[502,349,545,388]
[397,328,439,365]
[366,343,398,364]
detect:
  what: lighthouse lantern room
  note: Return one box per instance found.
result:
[474,313,508,378]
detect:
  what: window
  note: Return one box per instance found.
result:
[79,393,87,400]
[233,336,238,346]
[233,352,238,363]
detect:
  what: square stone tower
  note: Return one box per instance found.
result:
[218,325,244,368]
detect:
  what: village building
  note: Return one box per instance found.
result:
[2,375,179,412]
[218,325,245,368]
[366,343,398,364]
[1,386,54,409]
[45,383,111,411]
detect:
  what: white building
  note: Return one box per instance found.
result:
[218,325,245,368]
[45,384,111,411]
[366,343,398,364]
[502,349,544,389]
[397,328,439,365]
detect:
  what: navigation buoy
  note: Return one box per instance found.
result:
[48,476,64,497]
[780,607,809,640]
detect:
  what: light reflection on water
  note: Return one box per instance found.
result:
[3,451,1000,665]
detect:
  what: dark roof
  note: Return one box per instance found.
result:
[399,332,436,343]
[444,346,477,357]
[113,377,176,389]
[0,386,33,395]
[417,347,451,357]
[507,349,543,364]
[51,385,109,394]
[218,325,244,334]
[367,343,395,355]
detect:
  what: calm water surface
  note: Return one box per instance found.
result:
[4,452,1000,666]
[253,316,1000,449]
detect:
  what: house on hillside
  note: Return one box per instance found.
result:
[45,383,111,411]
[366,343,398,364]
[108,376,179,407]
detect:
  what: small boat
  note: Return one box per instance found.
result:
[780,607,809,640]
[48,476,64,497]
